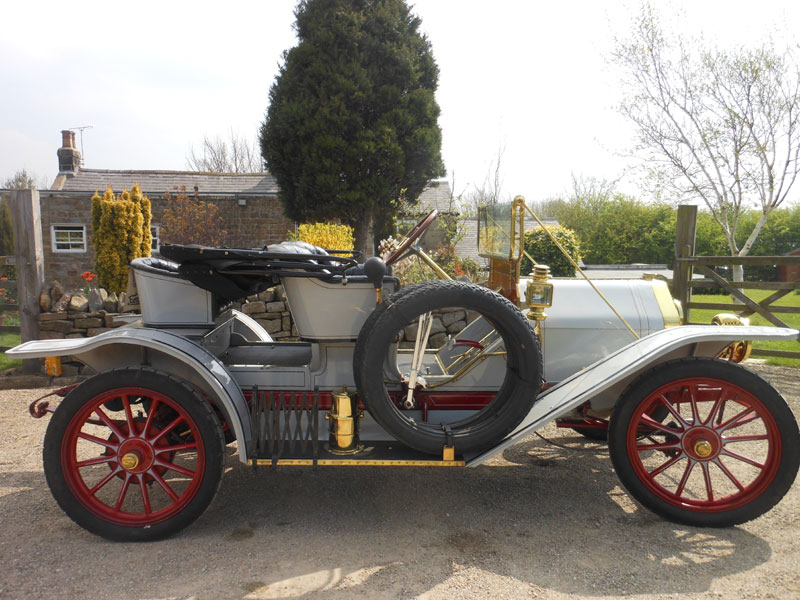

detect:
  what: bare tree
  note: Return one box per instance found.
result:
[187,131,263,173]
[2,169,47,190]
[612,5,800,280]
[462,146,509,212]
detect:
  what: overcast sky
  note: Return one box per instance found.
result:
[1,0,798,202]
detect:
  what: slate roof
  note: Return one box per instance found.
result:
[415,180,455,214]
[52,169,279,196]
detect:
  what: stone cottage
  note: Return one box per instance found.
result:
[37,130,452,290]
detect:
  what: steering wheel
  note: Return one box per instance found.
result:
[384,209,438,266]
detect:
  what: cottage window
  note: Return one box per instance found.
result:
[51,225,87,253]
[150,225,160,253]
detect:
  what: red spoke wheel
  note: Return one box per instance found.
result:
[609,358,800,527]
[43,369,224,541]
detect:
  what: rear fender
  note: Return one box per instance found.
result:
[7,328,253,463]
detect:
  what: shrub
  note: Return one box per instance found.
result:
[290,223,354,254]
[161,186,227,246]
[91,185,151,294]
[521,226,581,277]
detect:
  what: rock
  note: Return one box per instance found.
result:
[441,310,466,327]
[49,281,65,304]
[68,294,89,312]
[38,312,68,321]
[53,294,71,312]
[87,327,112,337]
[266,301,285,313]
[242,301,266,315]
[38,320,74,334]
[446,320,467,334]
[281,316,291,331]
[88,289,107,312]
[272,330,290,339]
[103,292,119,313]
[59,364,81,377]
[39,331,65,340]
[66,333,85,339]
[74,317,104,329]
[398,341,416,350]
[256,318,282,333]
[258,289,276,302]
[405,318,445,341]
[428,333,447,349]
[39,291,52,312]
[291,324,298,336]
[466,310,480,324]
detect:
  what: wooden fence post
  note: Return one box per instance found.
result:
[11,189,45,373]
[674,205,697,324]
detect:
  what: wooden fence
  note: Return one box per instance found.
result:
[673,205,800,361]
[0,256,19,352]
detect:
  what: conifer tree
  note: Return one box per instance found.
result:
[91,184,151,293]
[260,0,444,255]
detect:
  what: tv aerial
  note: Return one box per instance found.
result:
[69,125,93,165]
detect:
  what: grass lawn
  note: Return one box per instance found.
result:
[0,332,22,371]
[687,289,800,367]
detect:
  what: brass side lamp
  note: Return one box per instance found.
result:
[525,265,554,323]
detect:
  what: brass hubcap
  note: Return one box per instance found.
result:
[693,440,713,458]
[120,452,140,470]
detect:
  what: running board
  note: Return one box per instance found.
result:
[466,325,799,467]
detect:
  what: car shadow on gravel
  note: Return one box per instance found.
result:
[1,431,778,600]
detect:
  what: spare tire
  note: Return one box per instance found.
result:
[353,281,542,455]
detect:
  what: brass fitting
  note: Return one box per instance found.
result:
[326,387,364,455]
[525,264,554,322]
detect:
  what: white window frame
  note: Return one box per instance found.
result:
[150,224,160,254]
[51,224,87,253]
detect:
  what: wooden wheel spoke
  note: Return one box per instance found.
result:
[155,458,195,477]
[155,442,197,454]
[93,407,127,439]
[89,467,121,496]
[717,406,757,433]
[114,473,133,511]
[675,460,696,497]
[142,398,160,439]
[123,395,136,436]
[700,461,714,501]
[723,433,769,443]
[149,469,180,502]
[647,452,684,479]
[76,455,115,468]
[657,394,687,427]
[638,414,681,436]
[721,448,765,470]
[149,415,184,444]
[78,431,119,450]
[139,476,152,515]
[637,439,681,452]
[714,458,746,492]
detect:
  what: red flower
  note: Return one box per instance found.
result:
[0,277,7,281]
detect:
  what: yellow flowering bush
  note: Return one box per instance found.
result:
[289,223,354,255]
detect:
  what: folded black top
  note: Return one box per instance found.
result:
[158,242,360,301]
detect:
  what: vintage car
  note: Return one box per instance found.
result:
[7,197,800,541]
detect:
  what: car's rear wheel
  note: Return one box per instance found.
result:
[43,368,224,541]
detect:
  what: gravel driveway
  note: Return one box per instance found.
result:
[1,363,798,600]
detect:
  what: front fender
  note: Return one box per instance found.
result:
[7,328,253,463]
[468,325,799,466]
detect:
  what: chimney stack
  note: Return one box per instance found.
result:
[57,129,81,174]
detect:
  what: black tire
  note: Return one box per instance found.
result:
[609,358,800,527]
[43,368,225,541]
[354,280,542,455]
